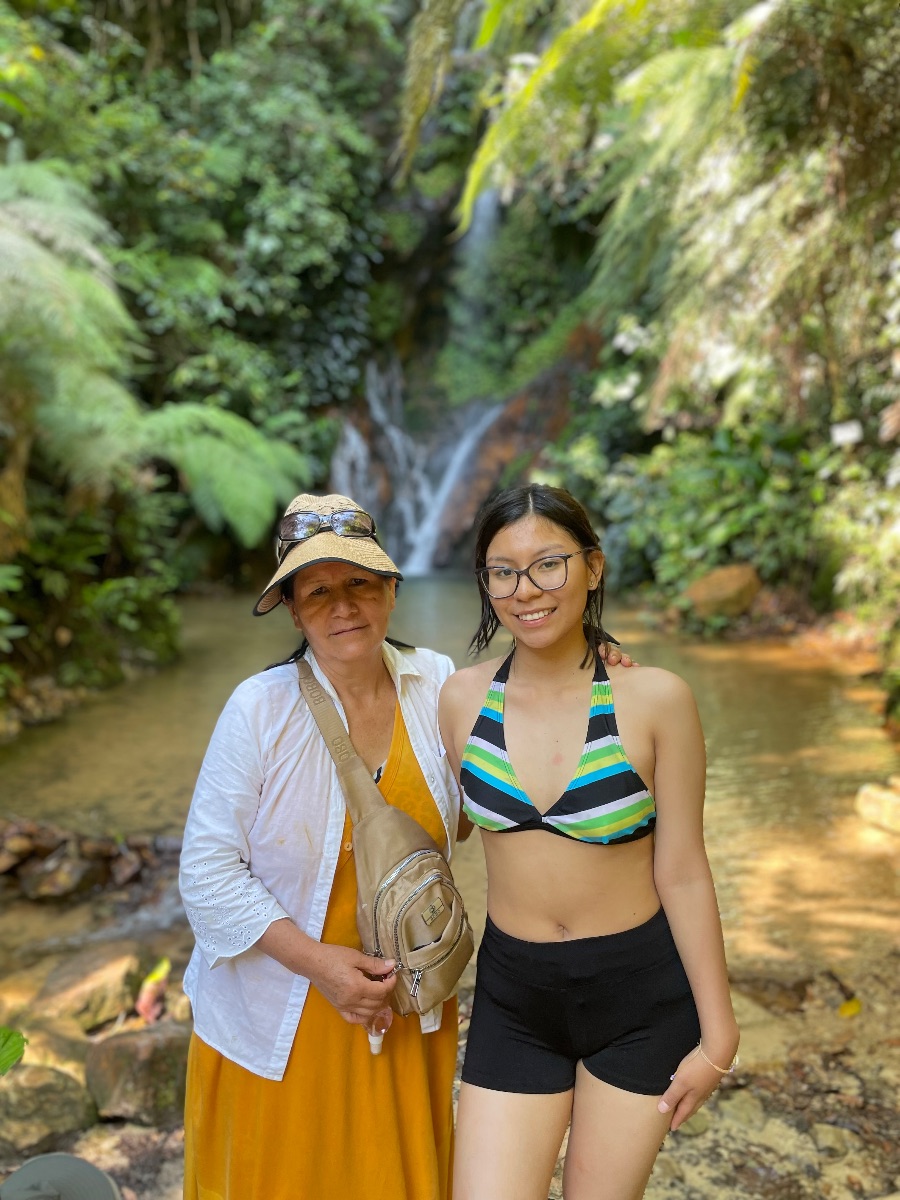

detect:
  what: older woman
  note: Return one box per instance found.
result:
[179,493,462,1200]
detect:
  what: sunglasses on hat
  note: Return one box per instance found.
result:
[276,509,377,563]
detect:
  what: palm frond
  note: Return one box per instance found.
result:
[474,0,549,50]
[458,0,652,227]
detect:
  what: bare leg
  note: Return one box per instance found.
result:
[453,1082,573,1200]
[563,1064,672,1200]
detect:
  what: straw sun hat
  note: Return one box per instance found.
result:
[253,493,402,616]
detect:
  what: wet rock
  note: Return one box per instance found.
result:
[3,833,36,859]
[78,837,119,859]
[18,847,107,900]
[110,849,144,887]
[682,564,762,619]
[33,942,151,1031]
[730,973,811,1014]
[0,822,182,903]
[9,675,70,725]
[0,957,63,1024]
[0,1063,96,1153]
[855,782,900,834]
[13,1014,89,1084]
[85,1023,192,1126]
[812,1123,862,1157]
[0,849,20,873]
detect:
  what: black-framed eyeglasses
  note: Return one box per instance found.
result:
[276,509,376,562]
[477,551,591,599]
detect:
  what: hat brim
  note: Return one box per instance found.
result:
[253,532,403,616]
[0,1154,123,1200]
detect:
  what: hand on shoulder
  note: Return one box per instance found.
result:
[608,661,699,723]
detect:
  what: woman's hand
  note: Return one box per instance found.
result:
[603,644,638,668]
[657,1043,734,1130]
[308,943,398,1025]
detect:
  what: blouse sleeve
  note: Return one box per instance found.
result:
[179,681,292,969]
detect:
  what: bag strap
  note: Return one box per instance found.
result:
[296,659,386,826]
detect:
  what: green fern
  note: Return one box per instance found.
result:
[142,403,312,546]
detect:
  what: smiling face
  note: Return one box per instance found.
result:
[484,515,604,653]
[284,561,396,669]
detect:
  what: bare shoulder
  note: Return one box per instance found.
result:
[439,657,501,764]
[439,656,502,706]
[607,662,698,713]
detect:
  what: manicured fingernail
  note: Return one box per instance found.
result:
[658,1101,670,1113]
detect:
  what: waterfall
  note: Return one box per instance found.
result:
[328,189,506,573]
[329,360,503,573]
[399,403,503,575]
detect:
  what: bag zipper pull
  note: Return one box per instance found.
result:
[410,969,423,998]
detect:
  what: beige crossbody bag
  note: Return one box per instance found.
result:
[297,660,474,1017]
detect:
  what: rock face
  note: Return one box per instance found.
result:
[431,326,602,566]
[86,1024,192,1126]
[0,817,181,901]
[0,1064,97,1155]
[682,564,763,619]
[0,932,192,1157]
[34,942,153,1032]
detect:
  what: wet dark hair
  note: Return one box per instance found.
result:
[265,577,413,670]
[469,483,616,665]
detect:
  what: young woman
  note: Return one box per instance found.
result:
[439,484,739,1200]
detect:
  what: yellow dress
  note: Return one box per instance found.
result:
[183,701,457,1200]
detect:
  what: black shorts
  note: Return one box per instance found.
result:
[461,908,700,1096]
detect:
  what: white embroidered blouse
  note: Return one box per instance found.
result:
[179,641,459,1080]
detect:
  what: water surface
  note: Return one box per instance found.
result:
[1,579,897,973]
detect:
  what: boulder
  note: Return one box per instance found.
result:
[18,848,107,899]
[33,941,151,1031]
[682,564,763,619]
[0,1063,96,1153]
[13,1013,90,1084]
[0,957,64,1024]
[854,782,900,834]
[85,1022,192,1126]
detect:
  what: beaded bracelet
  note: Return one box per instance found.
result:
[697,1042,739,1074]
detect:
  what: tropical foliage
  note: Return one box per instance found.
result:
[403,0,899,716]
[0,0,396,697]
[1,0,898,728]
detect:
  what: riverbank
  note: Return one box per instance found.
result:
[2,786,899,1200]
[2,587,897,1196]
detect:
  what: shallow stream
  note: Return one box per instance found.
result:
[1,579,897,976]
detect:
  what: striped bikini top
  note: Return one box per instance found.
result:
[460,651,656,844]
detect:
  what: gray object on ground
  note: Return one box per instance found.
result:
[0,1153,123,1200]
